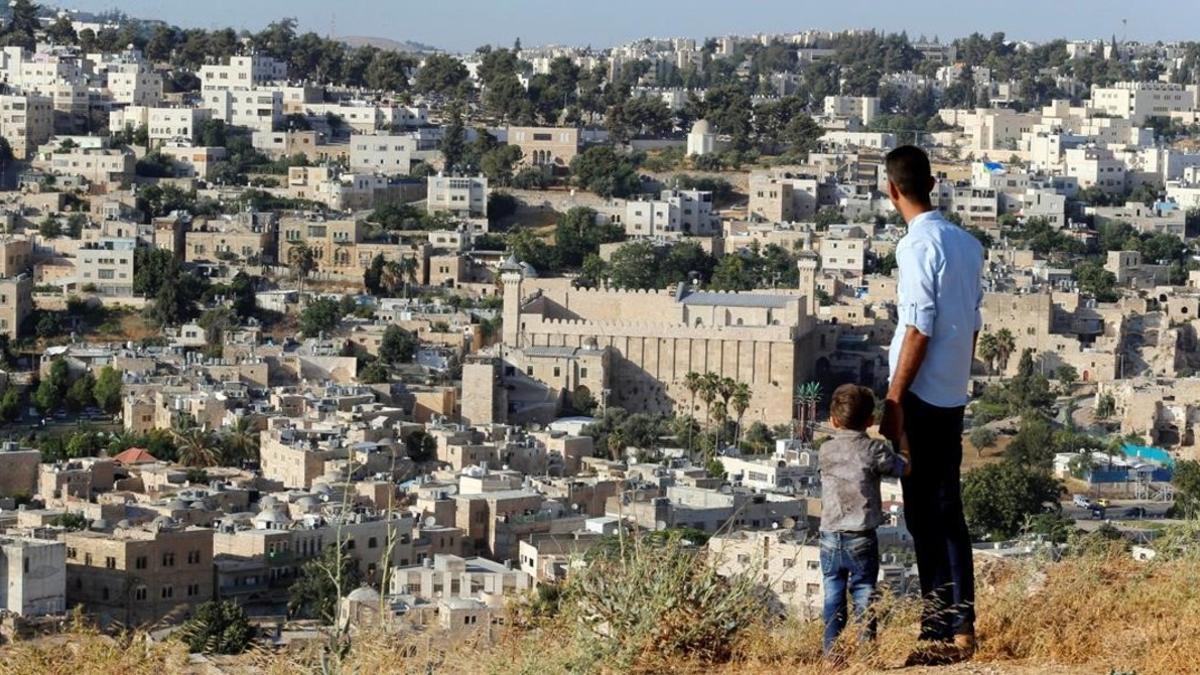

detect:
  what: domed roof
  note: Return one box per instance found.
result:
[253,508,291,525]
[691,119,711,134]
[296,496,321,509]
[151,515,175,528]
[346,586,380,604]
[165,499,189,511]
[115,519,132,529]
[258,495,279,509]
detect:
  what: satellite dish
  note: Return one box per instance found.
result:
[423,516,436,528]
[782,517,797,530]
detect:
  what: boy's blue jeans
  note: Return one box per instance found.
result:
[820,529,880,653]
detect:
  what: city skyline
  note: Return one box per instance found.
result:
[52,0,1200,52]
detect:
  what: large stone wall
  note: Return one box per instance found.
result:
[522,316,806,423]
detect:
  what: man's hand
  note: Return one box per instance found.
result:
[878,397,904,442]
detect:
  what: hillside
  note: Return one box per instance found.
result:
[3,536,1197,675]
[338,35,441,53]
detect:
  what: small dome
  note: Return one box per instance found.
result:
[115,519,132,529]
[165,499,189,511]
[254,508,291,525]
[346,586,380,604]
[189,501,208,510]
[151,516,175,528]
[296,496,321,509]
[691,119,711,134]
[258,495,279,510]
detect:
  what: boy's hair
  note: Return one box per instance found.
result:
[830,384,876,431]
[884,144,933,202]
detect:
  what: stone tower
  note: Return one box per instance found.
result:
[797,252,819,318]
[499,254,524,350]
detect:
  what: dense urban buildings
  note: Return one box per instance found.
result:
[0,5,1192,670]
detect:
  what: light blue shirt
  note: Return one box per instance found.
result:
[888,209,984,408]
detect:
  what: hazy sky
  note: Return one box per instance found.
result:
[51,0,1200,52]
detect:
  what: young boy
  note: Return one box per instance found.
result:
[818,383,911,655]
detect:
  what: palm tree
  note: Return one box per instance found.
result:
[794,381,823,441]
[683,371,702,451]
[710,401,728,455]
[223,415,260,466]
[731,382,750,447]
[173,425,220,468]
[977,332,998,375]
[288,242,316,292]
[106,429,142,456]
[717,376,736,410]
[398,257,419,298]
[382,258,420,298]
[994,328,1016,374]
[697,372,720,428]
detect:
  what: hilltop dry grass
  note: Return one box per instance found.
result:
[4,540,1198,675]
[0,616,189,675]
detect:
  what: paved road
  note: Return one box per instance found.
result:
[1059,498,1171,521]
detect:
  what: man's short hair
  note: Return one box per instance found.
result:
[830,384,876,431]
[885,144,933,201]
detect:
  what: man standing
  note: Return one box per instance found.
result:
[878,145,984,662]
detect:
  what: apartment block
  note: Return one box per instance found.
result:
[109,106,213,147]
[198,55,288,91]
[349,133,417,174]
[64,524,214,627]
[201,88,283,133]
[0,536,66,617]
[0,92,52,159]
[105,62,163,107]
[624,189,719,237]
[749,169,821,222]
[823,95,879,125]
[0,273,32,339]
[709,530,823,615]
[506,126,579,170]
[427,175,488,219]
[1089,81,1196,124]
[40,148,134,185]
[75,238,135,296]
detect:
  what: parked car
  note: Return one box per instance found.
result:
[1073,494,1092,509]
[1090,506,1107,520]
[1095,498,1109,508]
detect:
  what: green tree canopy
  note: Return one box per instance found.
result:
[963,461,1062,539]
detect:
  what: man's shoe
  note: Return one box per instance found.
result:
[903,641,959,667]
[953,632,977,659]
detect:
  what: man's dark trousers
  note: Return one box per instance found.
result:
[900,391,975,641]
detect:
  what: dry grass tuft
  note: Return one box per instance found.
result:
[0,613,189,675]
